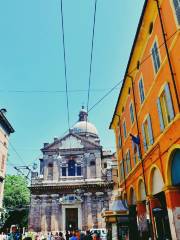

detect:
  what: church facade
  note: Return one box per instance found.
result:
[29,107,114,232]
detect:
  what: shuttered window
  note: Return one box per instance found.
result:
[120,161,124,181]
[117,126,122,148]
[125,150,131,174]
[132,140,140,165]
[123,121,127,139]
[151,41,161,73]
[130,103,135,124]
[157,83,175,131]
[173,0,180,25]
[142,114,154,152]
[139,78,145,104]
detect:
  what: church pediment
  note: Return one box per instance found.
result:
[42,133,101,151]
[59,135,84,149]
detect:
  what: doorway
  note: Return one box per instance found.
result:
[66,208,78,231]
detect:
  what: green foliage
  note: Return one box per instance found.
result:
[3,175,30,209]
[1,175,30,230]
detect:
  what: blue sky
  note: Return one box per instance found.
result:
[0,0,144,174]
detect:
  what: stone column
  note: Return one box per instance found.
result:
[44,162,48,180]
[91,194,98,228]
[66,164,68,176]
[136,201,148,239]
[85,192,93,229]
[33,197,41,232]
[164,186,180,240]
[75,163,77,176]
[40,195,48,233]
[96,192,104,228]
[28,195,36,231]
[94,152,101,178]
[51,194,60,232]
[53,160,59,181]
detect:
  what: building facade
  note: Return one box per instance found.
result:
[29,107,114,233]
[0,109,14,210]
[110,0,180,239]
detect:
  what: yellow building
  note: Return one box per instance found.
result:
[110,0,180,239]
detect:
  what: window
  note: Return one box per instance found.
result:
[125,150,131,174]
[62,167,66,176]
[120,161,124,181]
[157,83,175,131]
[1,155,5,170]
[142,114,154,151]
[139,78,145,104]
[77,165,81,176]
[47,163,53,179]
[68,160,75,176]
[104,162,107,168]
[40,159,44,175]
[117,126,122,148]
[132,140,140,165]
[90,161,95,166]
[173,0,180,25]
[123,121,127,139]
[151,41,161,73]
[130,103,135,124]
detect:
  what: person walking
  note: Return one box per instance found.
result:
[69,233,77,240]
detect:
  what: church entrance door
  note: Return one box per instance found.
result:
[65,208,78,231]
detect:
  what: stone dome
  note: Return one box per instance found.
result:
[73,121,98,136]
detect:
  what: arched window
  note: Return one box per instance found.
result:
[171,149,180,186]
[68,160,75,176]
[48,163,53,179]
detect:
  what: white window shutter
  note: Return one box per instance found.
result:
[164,83,175,121]
[142,124,147,151]
[147,114,154,145]
[157,98,165,131]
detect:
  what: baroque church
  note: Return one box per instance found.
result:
[29,107,114,232]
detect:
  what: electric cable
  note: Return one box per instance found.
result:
[60,0,70,132]
[88,29,179,113]
[86,0,98,113]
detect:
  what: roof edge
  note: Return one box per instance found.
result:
[109,0,148,129]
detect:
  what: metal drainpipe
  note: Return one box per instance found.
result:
[155,0,180,112]
[127,74,154,240]
[115,114,127,195]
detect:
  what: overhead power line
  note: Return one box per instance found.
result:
[9,141,27,166]
[88,29,179,113]
[87,0,98,112]
[60,0,70,131]
[0,88,119,94]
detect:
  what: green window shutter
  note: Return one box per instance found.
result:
[157,98,165,131]
[164,83,175,121]
[147,114,154,145]
[142,124,147,152]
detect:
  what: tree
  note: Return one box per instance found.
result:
[1,175,30,231]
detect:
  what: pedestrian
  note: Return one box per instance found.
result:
[58,233,64,240]
[65,231,70,240]
[69,233,77,240]
[84,231,92,240]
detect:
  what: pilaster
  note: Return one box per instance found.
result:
[164,186,180,240]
